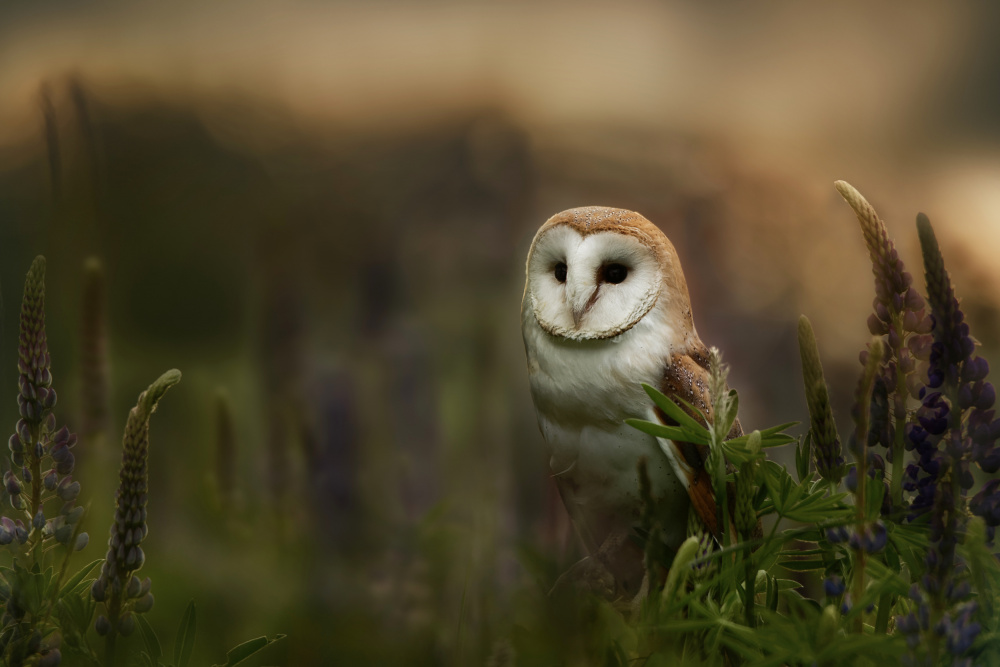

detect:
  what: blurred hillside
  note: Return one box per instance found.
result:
[0,2,999,664]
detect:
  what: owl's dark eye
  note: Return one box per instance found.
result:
[554,262,567,283]
[601,263,628,284]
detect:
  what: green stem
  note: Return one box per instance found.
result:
[104,597,120,667]
[889,314,908,510]
[744,552,755,628]
[875,591,892,633]
[852,356,879,634]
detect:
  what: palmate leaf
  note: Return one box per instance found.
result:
[629,385,797,466]
[757,460,851,523]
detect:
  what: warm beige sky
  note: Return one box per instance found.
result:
[2,1,998,334]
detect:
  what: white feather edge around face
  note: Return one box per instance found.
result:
[526,226,662,341]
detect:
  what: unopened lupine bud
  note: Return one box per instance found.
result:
[17,257,54,430]
[4,471,20,497]
[94,370,179,639]
[126,575,141,598]
[134,592,154,613]
[91,578,106,602]
[32,509,44,530]
[74,533,88,551]
[95,615,110,636]
[53,524,72,544]
[118,612,135,636]
[62,505,83,524]
[798,317,843,483]
[823,575,846,597]
[42,469,57,491]
[56,477,80,502]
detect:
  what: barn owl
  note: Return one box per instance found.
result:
[521,206,741,598]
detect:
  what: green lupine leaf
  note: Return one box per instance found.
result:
[58,559,102,599]
[137,613,163,662]
[174,600,197,667]
[796,432,812,482]
[624,419,698,444]
[640,383,706,432]
[777,558,827,572]
[210,634,286,667]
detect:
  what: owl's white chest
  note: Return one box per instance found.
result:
[522,301,690,548]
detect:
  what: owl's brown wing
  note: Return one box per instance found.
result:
[654,342,742,537]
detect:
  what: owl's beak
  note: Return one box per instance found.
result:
[571,287,599,329]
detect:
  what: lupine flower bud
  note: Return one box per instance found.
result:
[53,524,73,544]
[823,575,845,597]
[825,526,849,544]
[17,257,53,430]
[134,592,154,613]
[91,578,106,602]
[126,575,141,599]
[95,615,110,636]
[118,612,135,636]
[56,477,80,502]
[4,471,20,497]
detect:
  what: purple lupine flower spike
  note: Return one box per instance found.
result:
[92,370,180,642]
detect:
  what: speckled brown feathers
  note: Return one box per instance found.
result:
[656,343,743,536]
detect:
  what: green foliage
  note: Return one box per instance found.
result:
[0,256,285,667]
[512,182,1000,665]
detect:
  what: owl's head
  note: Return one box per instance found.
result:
[524,207,693,341]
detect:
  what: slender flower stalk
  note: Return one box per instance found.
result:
[848,337,884,632]
[837,181,932,513]
[896,214,994,665]
[1,256,89,666]
[705,347,737,548]
[214,388,237,512]
[92,370,180,667]
[79,257,110,443]
[797,316,843,484]
[735,430,761,628]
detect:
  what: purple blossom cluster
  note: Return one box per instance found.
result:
[838,181,934,515]
[894,214,1000,664]
[0,257,92,666]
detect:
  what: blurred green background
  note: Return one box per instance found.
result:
[1,2,999,664]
